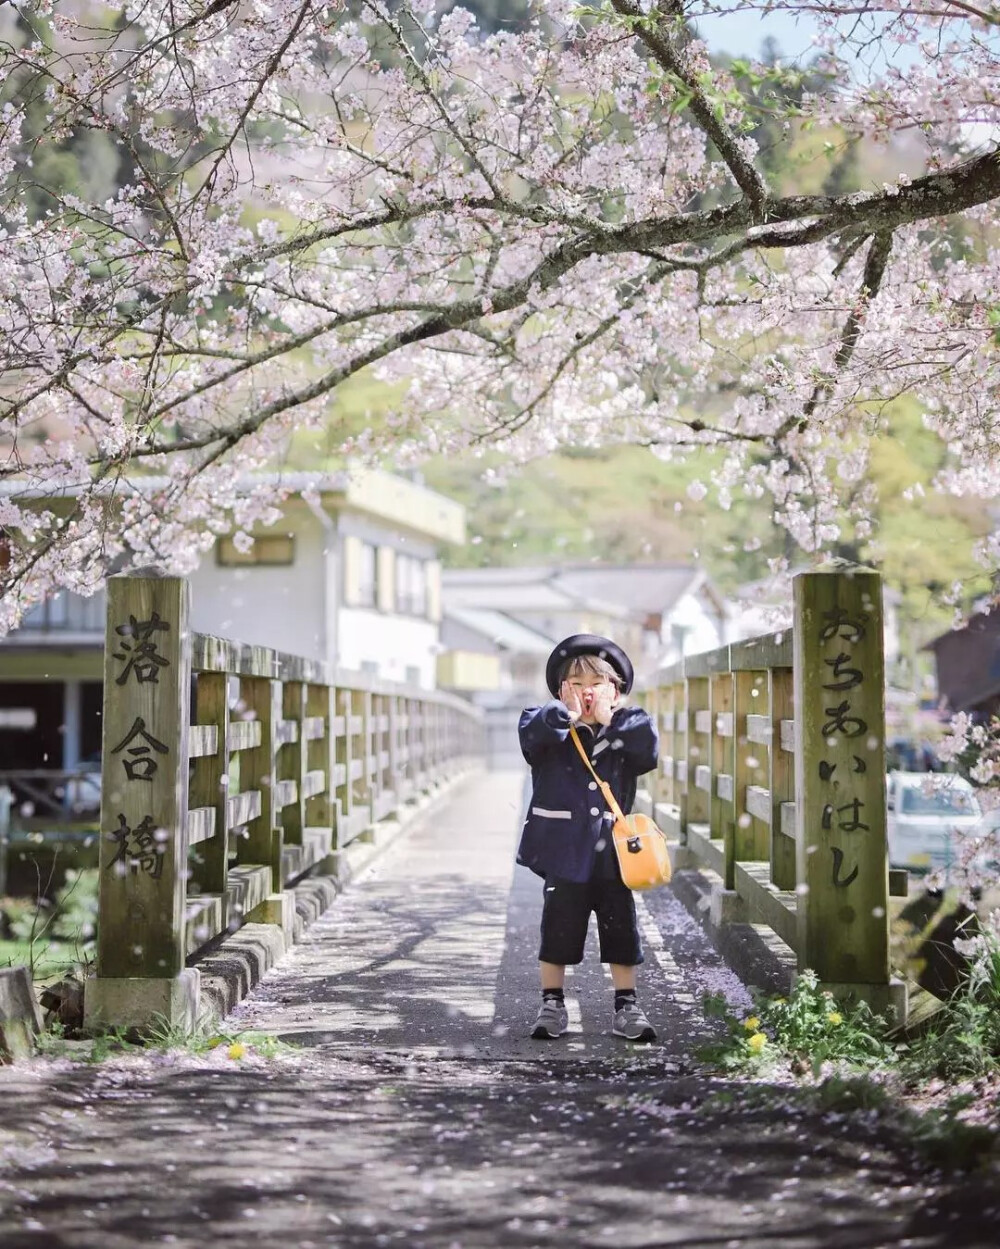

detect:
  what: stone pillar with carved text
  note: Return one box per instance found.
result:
[84,575,200,1033]
[793,569,902,1015]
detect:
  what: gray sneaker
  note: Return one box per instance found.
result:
[531,997,569,1039]
[612,1001,657,1042]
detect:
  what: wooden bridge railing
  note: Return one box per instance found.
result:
[84,574,485,1032]
[636,569,906,1016]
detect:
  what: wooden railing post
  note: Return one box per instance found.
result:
[236,675,281,888]
[449,705,460,775]
[733,668,768,864]
[280,679,307,851]
[658,677,680,813]
[433,702,444,778]
[375,691,393,817]
[411,697,426,788]
[442,704,453,777]
[684,672,710,831]
[358,687,375,830]
[85,574,199,1033]
[335,685,353,843]
[189,671,231,930]
[769,665,796,891]
[388,694,406,804]
[644,686,660,803]
[793,569,898,1013]
[423,700,436,780]
[710,669,735,887]
[307,682,336,842]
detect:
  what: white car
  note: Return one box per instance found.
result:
[886,771,982,874]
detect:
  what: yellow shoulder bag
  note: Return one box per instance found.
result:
[568,726,672,891]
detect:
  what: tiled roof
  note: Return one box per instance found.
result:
[443,562,708,616]
[443,606,555,654]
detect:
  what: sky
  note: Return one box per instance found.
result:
[693,7,827,61]
[694,4,999,147]
[691,3,938,81]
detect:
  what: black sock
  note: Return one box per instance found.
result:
[542,987,565,1003]
[614,988,637,1012]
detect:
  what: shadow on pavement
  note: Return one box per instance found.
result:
[1,1049,997,1249]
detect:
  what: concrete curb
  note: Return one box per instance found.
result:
[668,866,797,999]
[191,768,481,1027]
[314,774,458,886]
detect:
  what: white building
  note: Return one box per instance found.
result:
[439,562,732,768]
[442,562,732,689]
[0,468,464,780]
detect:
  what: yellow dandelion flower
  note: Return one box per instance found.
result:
[227,1042,247,1060]
[747,1031,767,1054]
[827,1011,843,1027]
[743,1016,761,1032]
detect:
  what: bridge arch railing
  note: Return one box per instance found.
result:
[84,574,484,1031]
[636,569,907,1016]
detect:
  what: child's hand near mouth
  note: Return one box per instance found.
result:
[559,680,583,722]
[561,681,616,725]
[592,684,616,725]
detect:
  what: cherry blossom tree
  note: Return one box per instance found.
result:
[2,0,1000,633]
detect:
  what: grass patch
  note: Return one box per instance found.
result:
[0,937,84,985]
[699,968,896,1077]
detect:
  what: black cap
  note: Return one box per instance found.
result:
[545,634,634,697]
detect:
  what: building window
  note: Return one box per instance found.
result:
[358,542,377,608]
[671,623,690,655]
[217,534,295,567]
[394,554,427,616]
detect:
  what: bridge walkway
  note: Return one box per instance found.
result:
[228,770,742,1061]
[0,771,992,1247]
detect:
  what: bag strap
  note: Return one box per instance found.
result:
[568,725,627,825]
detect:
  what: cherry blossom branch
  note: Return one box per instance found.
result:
[366,0,504,200]
[4,0,1000,622]
[189,0,316,206]
[5,147,992,471]
[779,228,895,439]
[610,0,769,219]
[236,148,1000,275]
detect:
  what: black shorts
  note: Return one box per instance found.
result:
[538,876,643,967]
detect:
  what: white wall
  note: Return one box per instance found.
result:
[188,512,331,662]
[337,608,440,688]
[659,590,728,665]
[187,498,450,683]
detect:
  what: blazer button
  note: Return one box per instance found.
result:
[590,807,600,816]
[588,781,597,790]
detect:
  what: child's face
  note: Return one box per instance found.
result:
[563,673,618,723]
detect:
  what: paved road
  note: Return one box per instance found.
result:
[0,771,997,1248]
[227,771,745,1060]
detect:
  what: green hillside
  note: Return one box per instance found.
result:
[285,367,990,660]
[418,395,991,660]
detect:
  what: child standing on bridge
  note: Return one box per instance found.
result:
[517,635,659,1042]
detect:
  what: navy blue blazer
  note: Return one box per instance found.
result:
[517,700,659,884]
